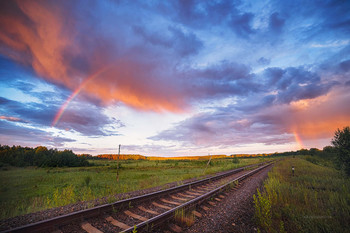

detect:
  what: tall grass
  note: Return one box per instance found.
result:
[174,208,195,227]
[253,158,350,233]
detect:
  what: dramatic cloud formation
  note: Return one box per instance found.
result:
[0,0,349,155]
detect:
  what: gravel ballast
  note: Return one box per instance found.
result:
[181,165,273,233]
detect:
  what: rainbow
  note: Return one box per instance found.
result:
[52,66,110,127]
[293,131,304,149]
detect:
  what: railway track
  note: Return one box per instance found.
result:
[3,162,273,233]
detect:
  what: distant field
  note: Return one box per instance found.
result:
[0,157,272,219]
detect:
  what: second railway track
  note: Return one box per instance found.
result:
[3,162,274,233]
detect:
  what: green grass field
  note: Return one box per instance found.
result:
[0,157,270,219]
[253,157,350,233]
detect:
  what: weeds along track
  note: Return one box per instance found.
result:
[3,162,273,233]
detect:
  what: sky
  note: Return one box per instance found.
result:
[0,0,349,156]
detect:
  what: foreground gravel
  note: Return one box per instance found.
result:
[0,168,239,232]
[182,165,273,233]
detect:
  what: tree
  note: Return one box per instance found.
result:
[309,148,320,156]
[331,126,350,176]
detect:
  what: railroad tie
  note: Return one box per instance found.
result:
[219,195,225,198]
[161,198,181,205]
[81,222,103,233]
[178,193,195,198]
[138,206,159,215]
[186,191,201,196]
[106,216,130,230]
[153,201,172,210]
[215,198,221,202]
[192,210,202,218]
[192,189,205,193]
[192,187,205,191]
[201,205,210,211]
[196,187,209,191]
[168,223,182,233]
[124,210,148,221]
[171,195,188,201]
[208,201,216,206]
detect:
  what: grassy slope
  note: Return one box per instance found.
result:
[254,157,350,233]
[0,157,270,219]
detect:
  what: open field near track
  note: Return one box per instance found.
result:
[254,157,350,233]
[0,157,272,220]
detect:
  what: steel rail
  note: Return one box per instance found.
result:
[121,163,273,233]
[2,161,271,233]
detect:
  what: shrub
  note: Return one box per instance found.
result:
[84,176,92,186]
[253,189,272,231]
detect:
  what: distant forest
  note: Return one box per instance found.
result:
[0,145,89,167]
[0,144,339,168]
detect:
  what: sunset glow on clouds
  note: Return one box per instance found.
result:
[0,0,349,156]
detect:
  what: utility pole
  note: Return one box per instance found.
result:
[204,153,213,174]
[116,144,120,182]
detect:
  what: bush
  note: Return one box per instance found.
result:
[84,176,92,186]
[253,189,272,231]
[232,157,240,164]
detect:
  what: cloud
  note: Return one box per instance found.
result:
[179,61,259,100]
[151,86,350,148]
[311,40,350,48]
[55,100,124,136]
[229,13,255,37]
[0,1,182,112]
[163,0,237,28]
[339,59,350,72]
[269,12,285,33]
[263,66,338,104]
[151,57,350,148]
[133,25,203,57]
[0,115,28,123]
[0,92,123,137]
[257,57,271,66]
[150,109,294,147]
[0,120,75,147]
[0,1,206,112]
[1,0,350,155]
[1,0,346,115]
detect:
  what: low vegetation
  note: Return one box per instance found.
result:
[0,157,269,219]
[254,127,350,233]
[253,158,350,233]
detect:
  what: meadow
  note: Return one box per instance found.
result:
[0,157,270,220]
[253,157,350,233]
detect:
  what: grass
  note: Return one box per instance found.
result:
[0,157,272,219]
[174,208,195,227]
[253,157,350,233]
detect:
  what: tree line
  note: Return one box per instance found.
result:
[273,126,350,176]
[0,145,89,167]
